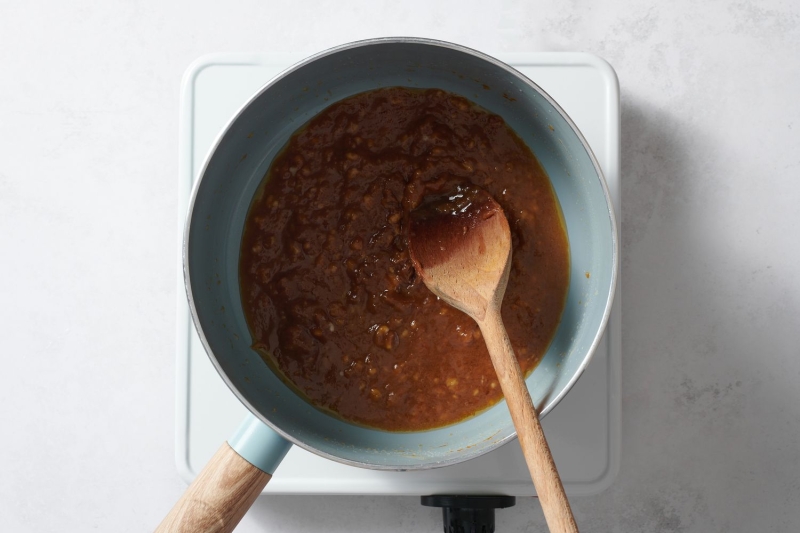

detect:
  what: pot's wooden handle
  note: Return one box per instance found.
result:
[155,443,271,533]
[480,308,579,533]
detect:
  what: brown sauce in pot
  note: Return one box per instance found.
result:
[239,87,569,431]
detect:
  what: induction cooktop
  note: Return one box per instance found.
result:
[176,52,621,497]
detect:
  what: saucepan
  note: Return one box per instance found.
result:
[157,37,617,531]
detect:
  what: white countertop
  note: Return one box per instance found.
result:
[1,1,799,531]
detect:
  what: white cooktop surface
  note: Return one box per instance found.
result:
[176,52,620,496]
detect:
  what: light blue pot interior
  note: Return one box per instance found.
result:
[185,39,616,470]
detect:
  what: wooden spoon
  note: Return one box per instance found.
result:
[407,185,579,533]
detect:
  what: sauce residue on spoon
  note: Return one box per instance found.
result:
[408,185,503,268]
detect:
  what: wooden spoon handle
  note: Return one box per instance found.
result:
[479,308,579,533]
[155,443,271,533]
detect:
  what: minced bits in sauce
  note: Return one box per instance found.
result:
[239,87,569,431]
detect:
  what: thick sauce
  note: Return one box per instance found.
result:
[239,87,569,431]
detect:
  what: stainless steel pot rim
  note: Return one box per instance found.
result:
[182,37,619,470]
